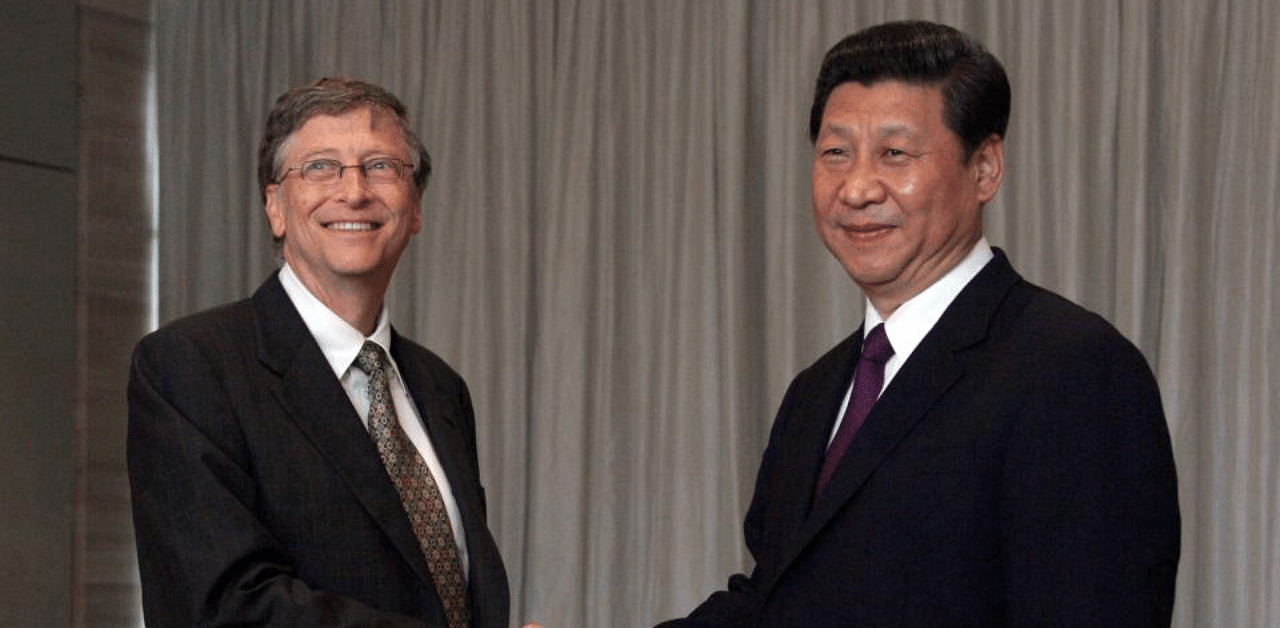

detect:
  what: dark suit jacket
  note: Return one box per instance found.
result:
[662,250,1180,628]
[127,273,509,627]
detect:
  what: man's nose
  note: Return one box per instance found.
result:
[840,161,887,208]
[335,165,373,205]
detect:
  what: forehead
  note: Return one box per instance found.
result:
[283,105,408,159]
[820,80,948,136]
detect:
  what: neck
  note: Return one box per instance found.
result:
[289,267,388,336]
[321,289,384,336]
[865,237,983,320]
[865,296,899,320]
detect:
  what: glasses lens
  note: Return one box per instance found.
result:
[301,159,341,182]
[363,158,403,182]
[290,158,407,183]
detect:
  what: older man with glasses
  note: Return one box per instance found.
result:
[128,78,510,628]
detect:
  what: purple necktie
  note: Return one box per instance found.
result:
[815,324,894,498]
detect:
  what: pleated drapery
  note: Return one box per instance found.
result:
[154,2,1280,626]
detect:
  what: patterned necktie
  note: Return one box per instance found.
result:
[814,324,895,498]
[355,341,470,628]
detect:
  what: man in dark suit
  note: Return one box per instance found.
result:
[128,78,509,627]
[657,21,1180,627]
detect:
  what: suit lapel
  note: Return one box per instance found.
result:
[251,274,437,586]
[390,332,463,490]
[394,330,513,626]
[774,334,862,536]
[799,330,966,532]
[390,333,477,535]
[786,252,1023,566]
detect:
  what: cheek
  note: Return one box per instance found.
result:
[811,201,837,236]
[889,169,923,200]
[811,166,832,198]
[811,177,838,222]
[897,178,919,197]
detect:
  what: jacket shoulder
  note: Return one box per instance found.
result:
[134,297,258,361]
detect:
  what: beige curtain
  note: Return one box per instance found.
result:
[154,1,1280,626]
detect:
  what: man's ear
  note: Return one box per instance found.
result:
[264,184,287,239]
[972,135,1004,203]
[408,190,423,235]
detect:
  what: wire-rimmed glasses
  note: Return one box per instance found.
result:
[276,157,412,184]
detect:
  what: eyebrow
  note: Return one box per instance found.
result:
[875,123,923,142]
[819,122,924,143]
[295,148,404,163]
[293,148,340,162]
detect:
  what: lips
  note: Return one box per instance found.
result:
[324,221,381,231]
[846,223,891,233]
[842,222,894,235]
[836,222,896,246]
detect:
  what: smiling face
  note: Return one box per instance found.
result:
[264,105,422,304]
[811,80,1003,316]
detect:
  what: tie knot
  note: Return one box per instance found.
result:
[861,324,894,364]
[355,341,388,376]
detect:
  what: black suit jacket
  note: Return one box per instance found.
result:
[663,250,1179,628]
[128,273,509,627]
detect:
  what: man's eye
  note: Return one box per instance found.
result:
[304,160,338,173]
[365,158,394,171]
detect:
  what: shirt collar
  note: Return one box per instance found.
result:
[866,237,994,364]
[278,263,393,378]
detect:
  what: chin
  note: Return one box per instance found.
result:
[340,264,392,279]
[843,262,900,289]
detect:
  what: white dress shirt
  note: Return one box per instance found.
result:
[278,264,469,577]
[827,238,995,444]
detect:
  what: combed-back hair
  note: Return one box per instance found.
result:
[257,77,431,201]
[808,20,1010,161]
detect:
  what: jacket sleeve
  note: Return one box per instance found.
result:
[998,325,1180,627]
[653,373,813,628]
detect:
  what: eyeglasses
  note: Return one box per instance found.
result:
[276,157,413,184]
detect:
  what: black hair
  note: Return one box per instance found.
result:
[809,20,1010,161]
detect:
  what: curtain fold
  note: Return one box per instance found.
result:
[154,1,1279,626]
